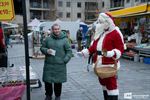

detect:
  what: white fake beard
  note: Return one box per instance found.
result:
[94,23,105,40]
[103,22,109,30]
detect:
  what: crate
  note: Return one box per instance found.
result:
[143,57,150,64]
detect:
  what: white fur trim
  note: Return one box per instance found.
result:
[113,49,121,59]
[97,33,105,51]
[124,44,127,50]
[97,55,102,66]
[92,56,102,69]
[117,61,120,69]
[92,63,95,68]
[107,89,119,95]
[90,40,94,46]
[107,50,115,57]
[81,49,89,58]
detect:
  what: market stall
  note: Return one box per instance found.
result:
[108,4,150,62]
[0,65,41,99]
[0,67,25,100]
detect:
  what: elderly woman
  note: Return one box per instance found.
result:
[41,24,72,100]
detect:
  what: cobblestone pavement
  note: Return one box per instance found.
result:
[8,44,150,100]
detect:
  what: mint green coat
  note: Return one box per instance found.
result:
[40,32,72,83]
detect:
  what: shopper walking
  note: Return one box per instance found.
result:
[76,27,83,51]
[40,23,72,100]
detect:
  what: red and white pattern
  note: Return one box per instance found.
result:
[81,12,124,95]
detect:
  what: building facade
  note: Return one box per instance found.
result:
[13,0,101,24]
[26,0,56,22]
[13,0,56,24]
[55,0,101,23]
[100,0,150,12]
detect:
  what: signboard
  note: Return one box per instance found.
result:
[0,0,15,21]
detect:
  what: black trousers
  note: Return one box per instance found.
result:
[45,82,62,97]
[88,54,93,64]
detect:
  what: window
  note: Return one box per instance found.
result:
[58,1,63,7]
[43,11,50,19]
[77,2,81,8]
[141,0,147,2]
[126,0,130,3]
[102,1,104,8]
[135,0,139,2]
[58,12,63,18]
[66,12,71,18]
[66,2,70,7]
[14,0,23,15]
[77,13,81,18]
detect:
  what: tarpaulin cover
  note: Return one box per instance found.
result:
[0,85,26,100]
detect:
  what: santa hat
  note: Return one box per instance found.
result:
[98,12,115,27]
[93,13,116,40]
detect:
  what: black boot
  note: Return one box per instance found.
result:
[103,90,108,100]
[107,95,118,100]
[55,96,61,100]
[45,95,52,100]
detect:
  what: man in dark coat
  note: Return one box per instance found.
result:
[40,23,72,100]
[76,27,83,51]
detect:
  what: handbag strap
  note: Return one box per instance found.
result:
[94,57,118,70]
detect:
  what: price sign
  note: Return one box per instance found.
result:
[0,0,15,21]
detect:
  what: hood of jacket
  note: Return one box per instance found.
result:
[51,31,66,39]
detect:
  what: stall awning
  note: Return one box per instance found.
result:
[108,4,150,18]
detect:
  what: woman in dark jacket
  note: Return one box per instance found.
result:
[40,24,72,100]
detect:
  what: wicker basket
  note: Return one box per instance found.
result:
[94,59,117,79]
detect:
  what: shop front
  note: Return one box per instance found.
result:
[108,4,150,63]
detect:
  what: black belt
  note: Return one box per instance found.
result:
[97,51,102,55]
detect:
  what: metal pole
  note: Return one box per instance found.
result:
[22,0,31,100]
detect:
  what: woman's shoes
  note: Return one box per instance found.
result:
[45,95,52,100]
[45,95,61,100]
[55,96,61,100]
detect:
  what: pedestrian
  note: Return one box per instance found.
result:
[0,23,7,67]
[0,23,5,49]
[66,30,73,44]
[86,26,96,70]
[77,13,124,100]
[5,29,12,48]
[76,27,83,51]
[85,26,95,48]
[40,23,73,100]
[40,31,48,44]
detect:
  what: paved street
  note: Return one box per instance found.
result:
[8,44,150,100]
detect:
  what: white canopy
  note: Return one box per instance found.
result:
[35,20,80,40]
[53,19,62,24]
[28,18,41,27]
[2,22,19,28]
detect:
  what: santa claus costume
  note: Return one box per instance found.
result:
[79,13,124,100]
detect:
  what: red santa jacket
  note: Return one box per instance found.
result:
[88,29,124,65]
